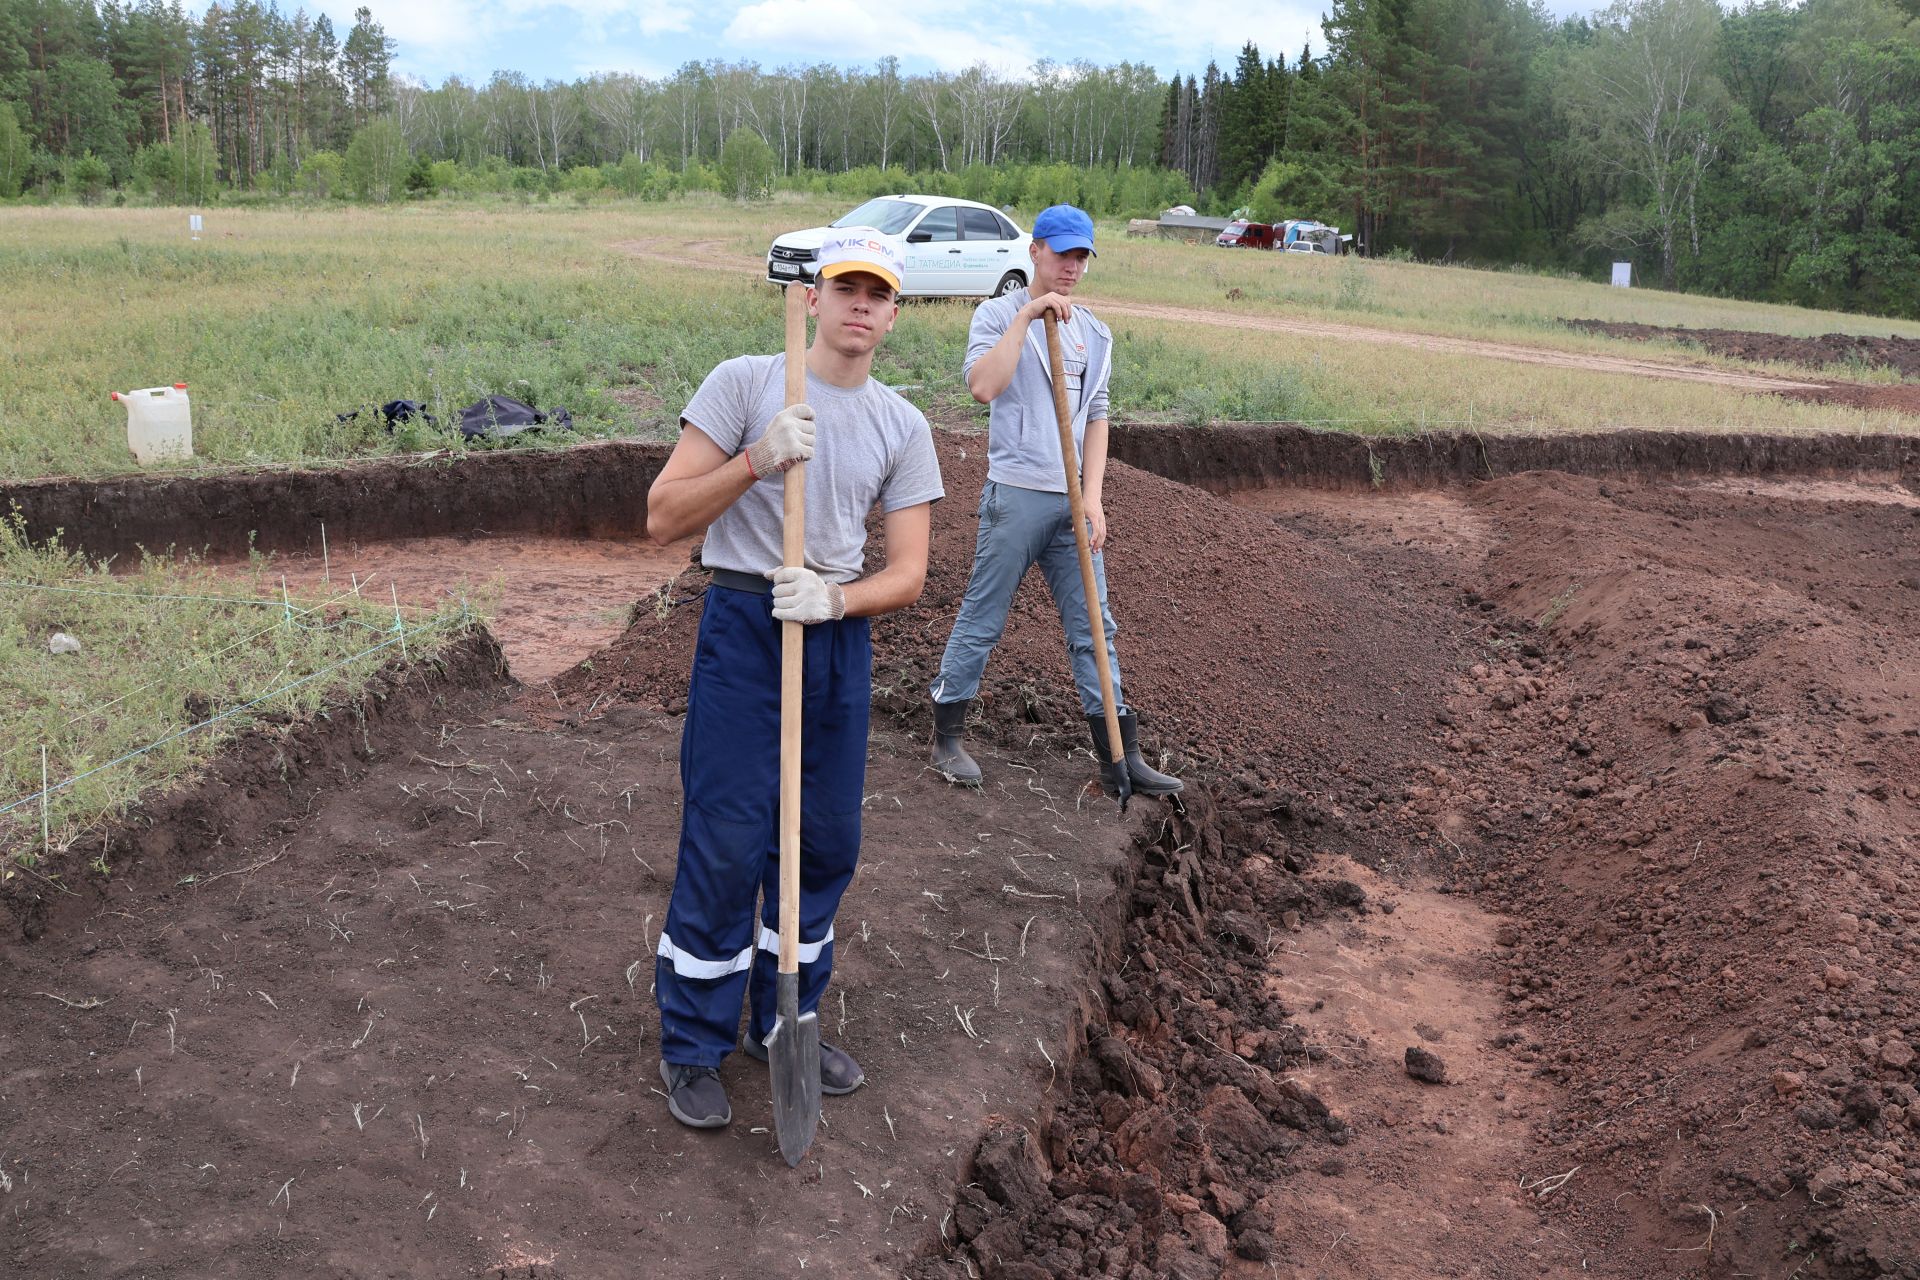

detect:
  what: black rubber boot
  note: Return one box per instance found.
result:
[1087,712,1185,798]
[930,698,982,787]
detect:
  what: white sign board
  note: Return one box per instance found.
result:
[189,214,203,240]
[1610,261,1632,288]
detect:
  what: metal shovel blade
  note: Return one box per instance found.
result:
[765,970,821,1167]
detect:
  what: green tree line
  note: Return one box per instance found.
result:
[3,0,1918,315]
[1188,0,1920,314]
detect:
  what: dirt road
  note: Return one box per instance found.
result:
[612,237,1830,396]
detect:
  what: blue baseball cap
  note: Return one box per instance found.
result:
[1031,204,1097,255]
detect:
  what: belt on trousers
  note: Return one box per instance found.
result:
[708,568,772,595]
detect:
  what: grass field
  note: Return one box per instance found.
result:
[0,511,471,871]
[3,197,1917,483]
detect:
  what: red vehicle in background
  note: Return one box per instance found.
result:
[1215,219,1278,249]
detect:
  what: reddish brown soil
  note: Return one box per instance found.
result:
[1569,319,1920,379]
[552,441,1695,1278]
[8,434,1919,1279]
[0,439,671,564]
[1429,473,1920,1275]
[1783,380,1920,415]
[217,533,697,684]
[552,440,1462,804]
[886,463,1920,1279]
[0,660,1144,1276]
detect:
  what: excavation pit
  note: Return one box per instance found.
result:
[3,428,1916,1278]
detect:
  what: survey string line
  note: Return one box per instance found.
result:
[0,578,444,614]
[54,583,455,730]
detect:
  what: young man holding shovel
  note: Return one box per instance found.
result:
[643,231,942,1130]
[928,204,1182,799]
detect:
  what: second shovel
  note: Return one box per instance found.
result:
[1044,312,1130,810]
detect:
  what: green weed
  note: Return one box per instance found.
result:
[0,509,470,871]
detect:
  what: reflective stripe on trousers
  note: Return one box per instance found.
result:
[655,584,871,1068]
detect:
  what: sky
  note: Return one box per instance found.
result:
[233,0,1602,87]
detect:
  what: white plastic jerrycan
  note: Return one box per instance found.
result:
[111,383,194,464]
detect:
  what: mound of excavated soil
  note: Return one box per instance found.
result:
[1569,319,1920,380]
[1423,474,1920,1272]
[552,436,1466,819]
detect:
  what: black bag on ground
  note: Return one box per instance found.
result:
[334,399,438,433]
[458,395,573,440]
[381,399,435,429]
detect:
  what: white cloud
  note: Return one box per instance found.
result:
[292,1,692,83]
[246,0,1617,89]
[723,0,1033,72]
[570,47,678,80]
[1058,0,1327,70]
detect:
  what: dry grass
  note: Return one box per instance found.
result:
[2,198,1915,488]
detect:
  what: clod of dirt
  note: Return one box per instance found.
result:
[972,1125,1053,1214]
[1704,692,1750,724]
[1318,878,1367,910]
[1159,1247,1223,1280]
[1091,1033,1165,1100]
[1199,1086,1278,1163]
[1405,1046,1449,1084]
[1234,1229,1276,1261]
[1809,1165,1856,1203]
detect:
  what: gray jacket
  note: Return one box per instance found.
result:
[963,288,1113,494]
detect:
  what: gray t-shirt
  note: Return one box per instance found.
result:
[682,355,944,584]
[963,288,1113,494]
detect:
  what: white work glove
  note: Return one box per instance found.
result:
[766,565,846,624]
[745,404,815,479]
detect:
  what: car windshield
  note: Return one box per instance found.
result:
[831,199,922,236]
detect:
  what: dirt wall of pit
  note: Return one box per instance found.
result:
[2,441,672,561]
[1109,423,1920,495]
[2,628,512,944]
[6,426,1915,560]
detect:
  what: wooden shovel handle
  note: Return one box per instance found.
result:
[1043,314,1124,766]
[780,283,807,976]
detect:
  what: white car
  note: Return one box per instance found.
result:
[767,196,1032,298]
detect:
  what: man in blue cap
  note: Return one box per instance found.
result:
[926,204,1183,799]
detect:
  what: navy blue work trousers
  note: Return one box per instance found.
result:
[654,584,871,1068]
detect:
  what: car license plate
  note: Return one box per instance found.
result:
[771,262,800,276]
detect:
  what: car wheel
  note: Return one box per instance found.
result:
[992,271,1025,298]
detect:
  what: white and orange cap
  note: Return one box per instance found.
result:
[814,228,905,293]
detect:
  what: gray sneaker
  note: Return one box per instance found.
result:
[740,1035,867,1095]
[660,1060,732,1128]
